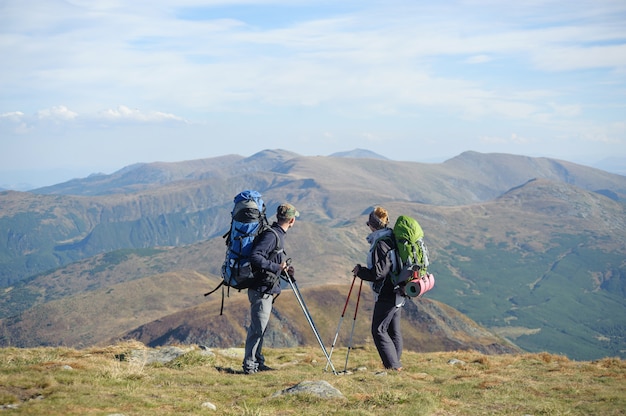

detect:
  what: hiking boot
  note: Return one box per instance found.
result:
[258,364,274,372]
[243,367,257,375]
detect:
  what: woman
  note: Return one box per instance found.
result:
[352,206,404,371]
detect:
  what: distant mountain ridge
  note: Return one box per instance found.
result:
[32,154,246,196]
[329,148,389,159]
[0,150,625,360]
[28,150,626,201]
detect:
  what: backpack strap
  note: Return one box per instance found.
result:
[417,238,429,268]
[252,226,285,294]
[410,240,419,266]
[372,234,397,277]
[266,226,285,260]
[204,280,224,297]
[202,280,228,315]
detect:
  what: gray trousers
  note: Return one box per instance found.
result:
[371,299,403,369]
[243,289,273,372]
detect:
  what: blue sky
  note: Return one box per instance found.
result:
[1,0,625,189]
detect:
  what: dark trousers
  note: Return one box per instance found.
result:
[371,299,403,369]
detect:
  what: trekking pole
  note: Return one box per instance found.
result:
[280,261,338,375]
[343,278,363,373]
[325,275,357,372]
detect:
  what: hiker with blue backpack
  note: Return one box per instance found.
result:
[352,206,405,372]
[242,203,298,375]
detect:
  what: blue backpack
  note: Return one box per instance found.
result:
[204,191,270,314]
[221,190,269,290]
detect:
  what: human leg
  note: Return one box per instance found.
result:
[371,300,402,370]
[388,306,403,365]
[242,290,273,373]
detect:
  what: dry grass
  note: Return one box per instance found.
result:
[1,342,624,415]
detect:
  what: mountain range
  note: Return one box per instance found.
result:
[0,149,624,360]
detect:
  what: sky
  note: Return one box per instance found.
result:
[1,0,625,189]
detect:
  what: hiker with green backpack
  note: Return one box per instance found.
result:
[352,206,405,372]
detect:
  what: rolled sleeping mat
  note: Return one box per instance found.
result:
[404,278,425,297]
[404,274,435,298]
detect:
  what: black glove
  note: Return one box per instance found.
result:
[352,264,361,277]
[286,265,295,281]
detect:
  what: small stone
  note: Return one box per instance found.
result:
[201,402,217,410]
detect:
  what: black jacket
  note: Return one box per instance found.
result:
[249,223,286,294]
[355,229,396,301]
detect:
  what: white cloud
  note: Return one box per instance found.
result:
[36,106,78,121]
[97,105,186,123]
[0,111,30,135]
[0,105,187,141]
[0,111,25,121]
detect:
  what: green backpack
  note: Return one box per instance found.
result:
[390,215,430,287]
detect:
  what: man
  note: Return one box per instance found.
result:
[242,202,298,374]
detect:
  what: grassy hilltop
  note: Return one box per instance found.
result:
[0,342,624,415]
